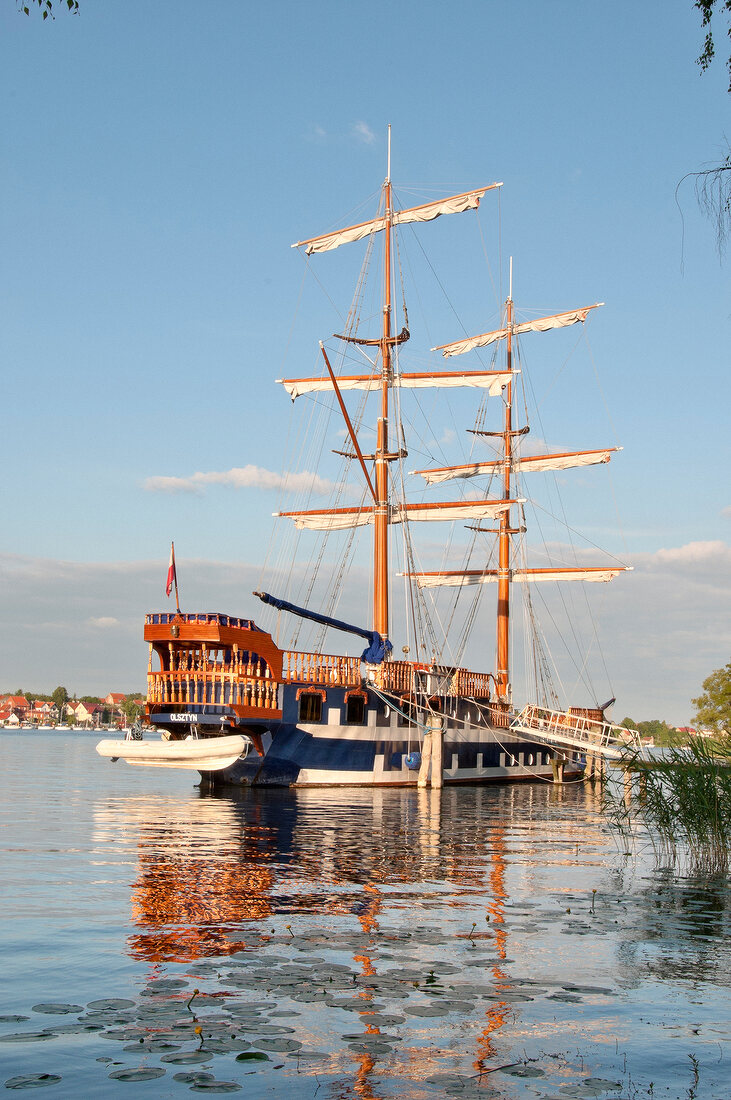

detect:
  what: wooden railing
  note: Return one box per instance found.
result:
[373,662,493,700]
[283,651,362,687]
[147,671,279,710]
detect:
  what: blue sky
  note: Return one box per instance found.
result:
[1,0,729,723]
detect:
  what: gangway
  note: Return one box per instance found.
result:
[510,703,644,761]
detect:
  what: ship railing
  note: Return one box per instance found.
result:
[372,662,493,700]
[511,703,643,759]
[145,611,261,630]
[147,670,279,710]
[283,651,362,687]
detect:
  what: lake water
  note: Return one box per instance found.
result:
[1,730,730,1098]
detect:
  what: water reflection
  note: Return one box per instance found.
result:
[617,868,731,984]
[93,785,604,964]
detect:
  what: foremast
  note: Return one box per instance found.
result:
[374,149,394,641]
[282,137,503,656]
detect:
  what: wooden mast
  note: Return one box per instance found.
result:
[373,129,392,642]
[496,264,514,701]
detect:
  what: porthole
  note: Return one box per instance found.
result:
[527,753,534,766]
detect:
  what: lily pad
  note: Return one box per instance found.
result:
[235,1052,270,1062]
[31,1004,82,1015]
[160,1051,213,1065]
[4,1075,63,1090]
[173,1072,216,1083]
[87,999,136,1011]
[253,1038,302,1052]
[0,1016,30,1024]
[0,1033,55,1044]
[403,1003,450,1017]
[108,1067,166,1081]
[190,1083,241,1094]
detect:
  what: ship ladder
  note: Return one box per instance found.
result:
[510,704,644,762]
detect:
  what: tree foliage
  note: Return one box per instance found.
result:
[692,660,731,733]
[695,0,731,92]
[51,685,68,709]
[19,0,78,18]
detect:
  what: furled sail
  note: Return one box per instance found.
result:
[406,566,628,589]
[275,498,520,532]
[415,448,620,485]
[293,186,500,256]
[279,370,515,401]
[434,304,604,358]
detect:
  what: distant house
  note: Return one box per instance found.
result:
[0,696,30,724]
[105,692,126,706]
[29,701,59,725]
[74,701,106,727]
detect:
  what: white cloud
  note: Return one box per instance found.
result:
[88,616,120,629]
[352,121,376,145]
[722,506,731,519]
[143,465,337,497]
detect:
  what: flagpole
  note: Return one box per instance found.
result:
[172,542,181,614]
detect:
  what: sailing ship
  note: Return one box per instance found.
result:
[98,134,639,785]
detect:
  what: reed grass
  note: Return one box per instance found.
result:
[608,733,731,875]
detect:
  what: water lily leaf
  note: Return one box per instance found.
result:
[160,1051,213,1064]
[108,1067,166,1081]
[0,1016,30,1024]
[31,1004,82,1015]
[122,1040,180,1053]
[198,1038,251,1053]
[190,1083,241,1094]
[0,1033,54,1044]
[498,1064,545,1077]
[141,978,188,992]
[86,999,135,1011]
[235,1052,270,1062]
[173,1072,215,1083]
[403,1003,450,1017]
[4,1075,63,1090]
[253,1038,302,1052]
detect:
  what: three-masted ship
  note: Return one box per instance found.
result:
[98,135,638,785]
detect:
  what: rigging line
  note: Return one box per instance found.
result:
[531,325,593,411]
[526,500,631,568]
[527,502,600,704]
[475,202,502,316]
[514,362,609,694]
[528,583,593,703]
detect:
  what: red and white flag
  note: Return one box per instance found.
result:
[166,543,177,598]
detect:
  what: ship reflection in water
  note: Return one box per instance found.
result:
[88,782,731,1098]
[101,784,601,964]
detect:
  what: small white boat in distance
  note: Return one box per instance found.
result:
[95,734,248,771]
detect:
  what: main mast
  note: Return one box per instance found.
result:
[373,134,393,641]
[496,278,514,702]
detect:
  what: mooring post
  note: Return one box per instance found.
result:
[551,755,565,785]
[431,713,444,790]
[418,713,444,788]
[418,724,433,788]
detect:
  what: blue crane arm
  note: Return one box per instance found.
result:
[253,591,392,664]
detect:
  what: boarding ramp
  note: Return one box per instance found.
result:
[510,703,643,761]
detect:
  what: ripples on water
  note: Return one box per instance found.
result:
[1,731,729,1098]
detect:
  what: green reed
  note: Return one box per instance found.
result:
[608,734,731,874]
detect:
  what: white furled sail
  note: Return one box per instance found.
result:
[434,304,604,358]
[279,370,515,401]
[415,448,620,485]
[407,566,628,589]
[275,499,520,531]
[293,186,500,256]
